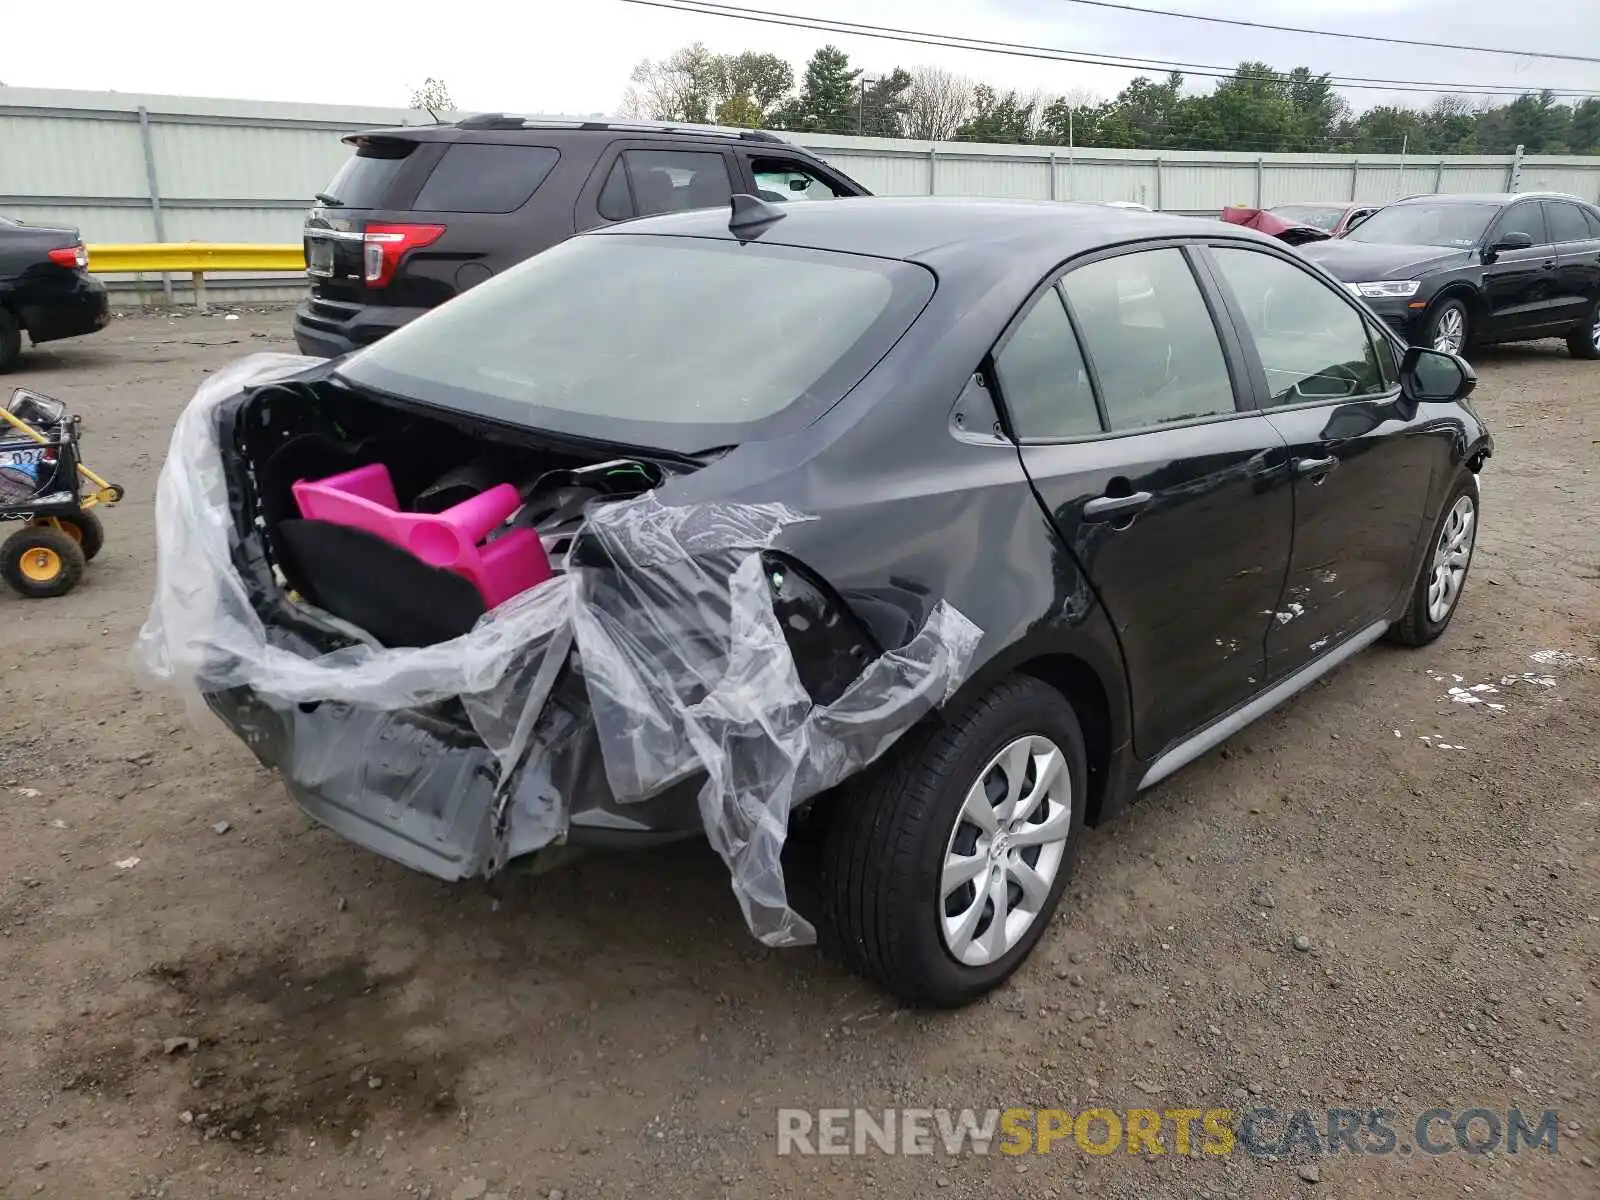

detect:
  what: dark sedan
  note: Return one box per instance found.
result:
[1300,192,1600,359]
[147,197,1491,1006]
[0,217,110,372]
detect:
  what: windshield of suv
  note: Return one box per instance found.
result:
[1342,202,1500,248]
[1269,204,1346,231]
[339,234,934,448]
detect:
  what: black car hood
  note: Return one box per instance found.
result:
[1300,240,1473,281]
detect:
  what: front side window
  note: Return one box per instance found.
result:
[992,289,1101,439]
[339,235,932,441]
[1343,202,1500,249]
[1491,202,1548,246]
[749,156,847,202]
[596,150,734,222]
[1059,248,1237,430]
[1212,247,1386,405]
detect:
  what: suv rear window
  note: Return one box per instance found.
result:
[320,138,416,208]
[339,234,934,448]
[596,150,734,221]
[413,144,560,214]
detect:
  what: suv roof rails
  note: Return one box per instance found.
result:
[454,113,787,143]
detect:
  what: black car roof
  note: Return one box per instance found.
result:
[1393,191,1587,206]
[590,196,1272,268]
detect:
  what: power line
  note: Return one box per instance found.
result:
[1052,0,1600,66]
[620,0,1600,99]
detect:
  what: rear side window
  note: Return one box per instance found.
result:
[993,289,1101,439]
[1060,248,1237,430]
[596,150,734,221]
[413,144,559,213]
[1587,208,1600,239]
[1543,201,1591,244]
[320,139,416,208]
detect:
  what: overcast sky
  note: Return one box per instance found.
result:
[4,0,1598,117]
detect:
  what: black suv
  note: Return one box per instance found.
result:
[1300,191,1600,360]
[293,117,871,357]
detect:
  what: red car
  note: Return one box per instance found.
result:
[1267,201,1381,238]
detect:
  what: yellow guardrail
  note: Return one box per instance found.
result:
[85,243,305,312]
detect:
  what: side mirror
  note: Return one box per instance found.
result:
[789,177,809,192]
[1488,230,1534,255]
[1400,346,1477,403]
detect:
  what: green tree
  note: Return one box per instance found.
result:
[769,45,860,133]
[955,85,1039,143]
[859,67,914,137]
[1569,98,1600,154]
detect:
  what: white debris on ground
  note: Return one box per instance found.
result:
[1528,649,1596,668]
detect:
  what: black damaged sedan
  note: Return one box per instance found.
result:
[179,196,1491,1006]
[0,216,109,372]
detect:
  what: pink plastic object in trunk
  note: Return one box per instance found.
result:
[291,462,551,609]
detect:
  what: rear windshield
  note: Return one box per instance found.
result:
[319,138,416,208]
[339,234,933,449]
[1343,202,1500,248]
[1270,204,1346,231]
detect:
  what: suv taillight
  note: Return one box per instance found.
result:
[362,223,445,287]
[47,244,89,270]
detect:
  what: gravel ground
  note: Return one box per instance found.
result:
[0,310,1595,1200]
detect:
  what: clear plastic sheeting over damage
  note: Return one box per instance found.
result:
[136,354,983,946]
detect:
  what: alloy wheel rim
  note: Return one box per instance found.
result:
[1591,312,1600,351]
[1433,307,1465,354]
[939,734,1072,967]
[1427,494,1476,624]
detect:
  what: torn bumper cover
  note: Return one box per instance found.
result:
[135,355,982,946]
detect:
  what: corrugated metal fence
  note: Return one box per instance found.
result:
[5,86,1600,304]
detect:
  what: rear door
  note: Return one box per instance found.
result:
[1542,200,1600,329]
[1202,242,1437,680]
[1481,199,1554,338]
[574,142,738,231]
[993,242,1295,760]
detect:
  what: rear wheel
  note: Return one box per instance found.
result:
[1566,298,1600,360]
[2,525,86,598]
[0,308,21,373]
[817,675,1086,1007]
[1389,473,1478,646]
[1422,298,1471,356]
[41,510,105,561]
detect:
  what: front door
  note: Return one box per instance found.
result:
[1481,200,1554,340]
[991,244,1294,760]
[1203,243,1438,681]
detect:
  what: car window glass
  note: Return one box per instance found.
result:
[1544,201,1591,244]
[1270,205,1345,232]
[1493,202,1547,245]
[992,289,1102,439]
[623,150,733,218]
[1368,325,1399,388]
[749,156,845,202]
[1586,208,1600,239]
[597,159,633,221]
[1212,247,1386,405]
[320,140,416,208]
[413,144,560,214]
[1343,202,1498,248]
[1059,248,1237,430]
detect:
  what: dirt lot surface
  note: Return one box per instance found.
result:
[0,310,1595,1200]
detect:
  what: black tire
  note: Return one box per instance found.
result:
[0,307,21,374]
[1,525,86,599]
[48,510,105,561]
[817,674,1088,1007]
[1565,298,1600,360]
[1389,472,1479,647]
[1420,297,1471,356]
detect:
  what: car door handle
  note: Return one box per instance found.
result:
[1295,455,1339,479]
[1083,490,1153,521]
[1542,259,1557,270]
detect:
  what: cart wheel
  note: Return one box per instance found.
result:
[2,526,86,599]
[41,510,105,561]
